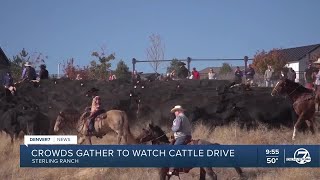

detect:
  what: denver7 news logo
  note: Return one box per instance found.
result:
[286,148,312,165]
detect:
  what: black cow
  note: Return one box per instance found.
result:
[189,87,299,130]
[0,109,20,142]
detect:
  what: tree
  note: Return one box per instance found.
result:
[252,48,286,75]
[114,60,131,80]
[89,47,115,80]
[62,58,90,80]
[166,58,180,73]
[146,33,165,73]
[219,63,233,75]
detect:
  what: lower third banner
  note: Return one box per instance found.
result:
[20,145,320,167]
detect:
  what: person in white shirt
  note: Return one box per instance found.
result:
[208,68,217,80]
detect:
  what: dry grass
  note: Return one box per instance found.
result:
[1,123,320,180]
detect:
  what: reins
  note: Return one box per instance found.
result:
[287,84,302,97]
[139,132,170,144]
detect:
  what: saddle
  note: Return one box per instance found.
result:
[81,109,106,138]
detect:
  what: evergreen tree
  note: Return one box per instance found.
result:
[114,60,131,80]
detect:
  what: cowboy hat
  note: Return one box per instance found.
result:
[170,105,185,113]
[313,58,320,64]
[24,62,32,67]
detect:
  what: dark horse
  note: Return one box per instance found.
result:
[138,124,245,180]
[271,78,315,140]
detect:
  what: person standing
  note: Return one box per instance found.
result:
[304,63,315,90]
[287,68,296,82]
[245,64,255,85]
[208,68,217,80]
[234,66,243,84]
[264,65,274,87]
[192,68,200,80]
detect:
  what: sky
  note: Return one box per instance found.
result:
[1,0,320,75]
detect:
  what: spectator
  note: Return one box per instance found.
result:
[234,66,243,84]
[21,62,37,81]
[109,72,117,81]
[132,70,141,82]
[170,70,176,80]
[280,70,287,79]
[192,68,200,80]
[245,64,255,85]
[208,68,217,80]
[39,64,49,80]
[287,68,296,82]
[313,58,320,91]
[304,63,314,89]
[75,74,82,80]
[264,65,274,87]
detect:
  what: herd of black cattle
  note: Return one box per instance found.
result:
[0,78,310,142]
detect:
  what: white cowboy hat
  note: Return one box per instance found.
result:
[170,105,185,113]
[24,62,32,66]
[313,58,320,64]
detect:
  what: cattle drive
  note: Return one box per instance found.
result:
[1,74,319,180]
[1,77,318,142]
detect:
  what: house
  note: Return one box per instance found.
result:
[281,44,320,82]
[0,47,10,83]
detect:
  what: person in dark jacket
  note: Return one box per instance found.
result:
[21,62,37,81]
[245,64,255,85]
[3,72,16,95]
[234,66,243,84]
[287,68,296,82]
[39,64,49,80]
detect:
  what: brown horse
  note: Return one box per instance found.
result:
[138,124,245,180]
[54,109,136,145]
[271,78,315,140]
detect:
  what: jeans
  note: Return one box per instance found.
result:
[265,80,272,87]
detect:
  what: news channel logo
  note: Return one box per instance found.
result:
[285,148,311,165]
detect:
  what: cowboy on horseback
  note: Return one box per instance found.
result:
[3,71,16,95]
[168,105,192,176]
[21,62,37,82]
[87,96,103,135]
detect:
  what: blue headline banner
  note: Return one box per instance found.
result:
[20,145,320,168]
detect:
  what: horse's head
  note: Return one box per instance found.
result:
[138,124,169,144]
[271,78,289,96]
[271,78,304,97]
[53,111,66,133]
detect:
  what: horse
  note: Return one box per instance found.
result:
[271,78,315,140]
[53,108,81,134]
[53,109,136,145]
[138,124,245,180]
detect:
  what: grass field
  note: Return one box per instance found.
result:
[1,123,319,180]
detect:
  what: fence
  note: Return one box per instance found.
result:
[132,56,253,74]
[200,71,308,87]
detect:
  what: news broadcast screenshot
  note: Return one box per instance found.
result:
[1,1,320,180]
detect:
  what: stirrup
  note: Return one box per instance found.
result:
[167,169,179,176]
